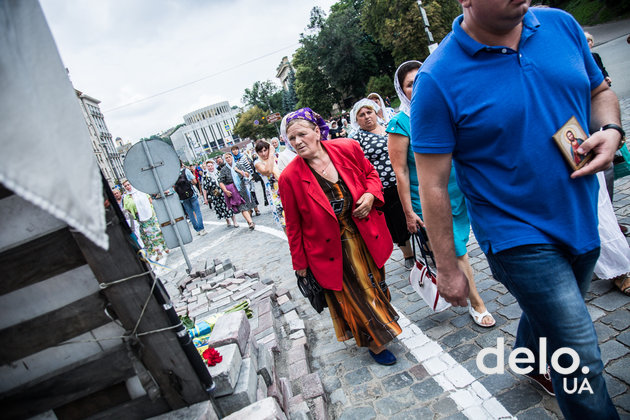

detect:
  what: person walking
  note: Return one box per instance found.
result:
[254,140,286,232]
[350,98,416,270]
[175,162,206,236]
[218,152,256,230]
[387,60,494,327]
[202,159,237,228]
[279,108,401,365]
[122,180,168,258]
[410,2,622,419]
[231,145,261,215]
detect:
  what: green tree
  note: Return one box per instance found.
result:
[292,40,338,117]
[315,0,394,104]
[242,80,284,112]
[233,106,278,140]
[361,0,460,64]
[365,74,396,100]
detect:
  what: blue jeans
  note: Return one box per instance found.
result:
[486,244,618,420]
[181,196,204,232]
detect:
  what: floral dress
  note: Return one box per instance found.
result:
[203,173,234,220]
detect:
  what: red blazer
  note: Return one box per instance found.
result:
[278,138,393,291]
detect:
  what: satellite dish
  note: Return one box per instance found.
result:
[123,139,180,194]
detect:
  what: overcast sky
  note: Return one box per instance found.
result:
[40,0,337,143]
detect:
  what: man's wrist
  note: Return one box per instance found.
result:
[600,124,626,150]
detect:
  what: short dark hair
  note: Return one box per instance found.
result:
[255,140,270,153]
[231,145,239,152]
[397,61,422,90]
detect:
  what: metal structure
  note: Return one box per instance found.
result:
[417,0,439,54]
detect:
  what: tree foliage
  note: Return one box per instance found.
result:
[233,106,278,140]
[365,74,396,100]
[292,39,338,117]
[361,0,461,64]
[242,80,284,113]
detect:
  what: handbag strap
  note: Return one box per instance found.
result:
[411,229,436,269]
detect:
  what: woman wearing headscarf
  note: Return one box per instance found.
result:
[254,140,286,232]
[122,179,167,260]
[351,98,415,269]
[386,61,495,327]
[367,92,395,125]
[202,159,237,228]
[218,152,256,230]
[278,114,298,172]
[279,108,401,365]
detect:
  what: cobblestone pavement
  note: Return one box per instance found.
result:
[159,98,630,419]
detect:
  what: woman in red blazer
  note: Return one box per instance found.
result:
[278,108,401,365]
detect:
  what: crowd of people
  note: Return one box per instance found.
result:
[121,3,627,418]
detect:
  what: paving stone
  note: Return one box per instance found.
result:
[410,377,444,400]
[449,388,482,409]
[288,318,305,333]
[606,358,630,385]
[408,363,429,380]
[207,310,250,356]
[344,367,373,386]
[300,372,325,399]
[216,358,258,416]
[369,353,414,377]
[444,364,476,388]
[497,303,522,320]
[289,359,309,381]
[450,343,481,364]
[595,322,617,342]
[613,392,630,414]
[222,396,287,420]
[496,293,517,306]
[322,374,342,393]
[600,310,630,331]
[591,292,629,311]
[605,375,628,398]
[347,381,384,405]
[441,413,468,420]
[279,377,293,414]
[441,327,477,348]
[426,323,455,340]
[338,406,377,420]
[206,343,242,397]
[257,345,274,386]
[479,289,500,302]
[475,328,508,350]
[516,407,555,420]
[373,391,416,416]
[496,383,542,413]
[277,294,290,305]
[479,371,519,394]
[600,339,630,365]
[279,301,296,314]
[589,279,614,296]
[430,397,459,418]
[500,320,519,337]
[450,313,473,328]
[330,388,347,405]
[288,343,307,365]
[382,371,414,391]
[587,304,607,322]
[617,330,630,347]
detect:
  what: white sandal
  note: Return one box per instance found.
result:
[469,305,496,328]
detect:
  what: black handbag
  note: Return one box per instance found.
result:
[295,269,328,313]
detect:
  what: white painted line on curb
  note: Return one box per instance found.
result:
[392,306,515,420]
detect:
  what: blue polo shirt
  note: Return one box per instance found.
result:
[410,8,603,254]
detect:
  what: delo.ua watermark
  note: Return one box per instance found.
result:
[476,337,593,394]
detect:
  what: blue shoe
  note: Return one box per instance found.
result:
[368,349,396,365]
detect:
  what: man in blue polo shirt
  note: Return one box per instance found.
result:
[410,1,623,419]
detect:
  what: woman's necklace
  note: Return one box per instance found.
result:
[312,158,333,176]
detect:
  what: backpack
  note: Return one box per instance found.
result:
[174,169,195,200]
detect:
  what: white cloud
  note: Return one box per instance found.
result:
[40,0,336,142]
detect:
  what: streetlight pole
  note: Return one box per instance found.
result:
[417,0,439,54]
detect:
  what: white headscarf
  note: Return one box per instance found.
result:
[126,185,153,222]
[280,114,296,153]
[394,60,423,117]
[350,98,380,132]
[367,92,390,124]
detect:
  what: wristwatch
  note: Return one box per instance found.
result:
[600,124,626,150]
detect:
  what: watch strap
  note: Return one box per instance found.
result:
[600,124,626,150]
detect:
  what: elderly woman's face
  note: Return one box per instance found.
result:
[113,189,122,200]
[271,138,279,149]
[356,107,378,131]
[207,162,214,171]
[224,154,233,164]
[403,69,419,101]
[287,120,321,159]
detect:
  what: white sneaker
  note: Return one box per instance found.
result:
[198,229,207,236]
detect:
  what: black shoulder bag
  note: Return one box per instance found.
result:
[295,269,328,314]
